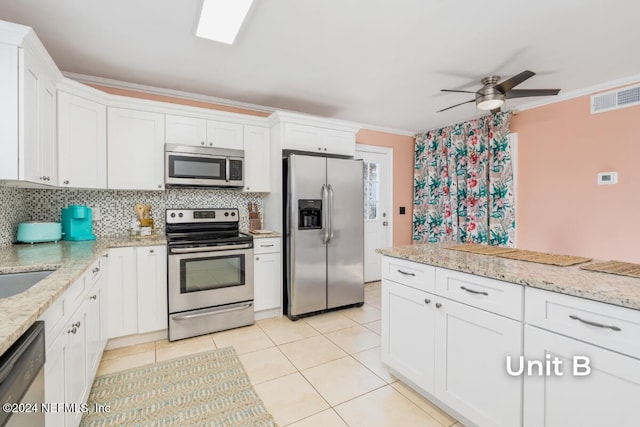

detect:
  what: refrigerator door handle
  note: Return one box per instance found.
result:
[322,184,329,244]
[328,184,334,242]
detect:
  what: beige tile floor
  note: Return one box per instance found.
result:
[97,281,462,427]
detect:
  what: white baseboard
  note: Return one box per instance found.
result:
[105,329,168,350]
[255,307,282,321]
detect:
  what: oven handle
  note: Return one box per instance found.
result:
[170,243,253,254]
[172,302,253,320]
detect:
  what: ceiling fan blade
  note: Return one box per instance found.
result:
[506,89,561,99]
[437,99,475,112]
[440,89,477,94]
[494,70,535,94]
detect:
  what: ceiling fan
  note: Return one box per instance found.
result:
[437,70,560,113]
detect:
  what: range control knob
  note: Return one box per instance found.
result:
[178,213,184,218]
[170,213,176,218]
[224,212,229,217]
[231,212,236,216]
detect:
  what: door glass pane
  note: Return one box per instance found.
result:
[180,255,245,293]
[363,161,380,221]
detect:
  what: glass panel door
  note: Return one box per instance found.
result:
[180,254,245,293]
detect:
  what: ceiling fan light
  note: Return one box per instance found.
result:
[476,93,505,111]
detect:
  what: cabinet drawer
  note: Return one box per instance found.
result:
[435,268,523,320]
[254,238,281,254]
[525,287,640,359]
[382,257,436,293]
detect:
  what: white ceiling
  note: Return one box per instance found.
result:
[1,0,639,133]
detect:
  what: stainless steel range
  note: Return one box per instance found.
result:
[166,208,254,341]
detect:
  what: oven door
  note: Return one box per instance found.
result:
[168,245,254,313]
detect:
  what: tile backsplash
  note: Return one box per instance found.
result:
[0,186,263,246]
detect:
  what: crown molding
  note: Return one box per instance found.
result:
[512,73,640,113]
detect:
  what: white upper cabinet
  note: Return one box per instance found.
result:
[57,91,107,189]
[107,107,165,191]
[206,120,244,150]
[283,122,356,157]
[166,114,244,150]
[243,125,270,192]
[0,27,60,186]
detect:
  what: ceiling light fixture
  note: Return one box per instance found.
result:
[196,0,254,45]
[476,93,505,111]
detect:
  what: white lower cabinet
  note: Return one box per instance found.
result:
[43,257,107,427]
[253,238,281,313]
[434,297,522,427]
[136,245,168,333]
[381,279,435,393]
[106,247,138,338]
[524,325,640,427]
[107,245,167,338]
[381,257,523,427]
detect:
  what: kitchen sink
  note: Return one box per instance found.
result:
[0,270,55,298]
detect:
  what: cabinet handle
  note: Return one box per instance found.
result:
[569,315,621,332]
[92,267,100,273]
[90,294,97,300]
[40,176,46,180]
[256,256,260,261]
[460,286,488,296]
[397,269,415,277]
[246,187,250,190]
[64,180,70,185]
[67,326,77,334]
[424,298,431,304]
[72,321,81,328]
[324,148,327,151]
[158,184,162,189]
[261,244,274,248]
[103,253,109,258]
[201,141,205,145]
[435,302,442,309]
[149,249,155,253]
[209,142,213,146]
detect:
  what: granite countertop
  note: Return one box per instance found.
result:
[0,234,166,356]
[245,231,282,239]
[377,243,640,311]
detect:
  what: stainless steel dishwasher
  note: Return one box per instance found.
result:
[0,321,45,427]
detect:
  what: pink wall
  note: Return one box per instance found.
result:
[511,86,640,263]
[356,129,415,246]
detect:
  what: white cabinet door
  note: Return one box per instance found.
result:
[0,43,19,180]
[206,120,244,150]
[243,125,270,192]
[84,281,103,380]
[58,91,107,189]
[65,304,88,427]
[44,330,67,427]
[99,255,109,350]
[254,252,281,311]
[381,279,436,394]
[524,325,640,427]
[20,49,57,186]
[283,123,323,153]
[322,128,356,157]
[107,107,165,190]
[165,114,207,147]
[434,297,522,427]
[136,245,168,333]
[107,247,138,338]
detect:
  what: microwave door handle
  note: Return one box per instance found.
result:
[225,157,230,182]
[321,184,329,244]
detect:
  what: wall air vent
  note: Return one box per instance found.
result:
[591,83,640,114]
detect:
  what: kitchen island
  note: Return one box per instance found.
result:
[377,243,640,427]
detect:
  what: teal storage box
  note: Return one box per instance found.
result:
[61,205,96,241]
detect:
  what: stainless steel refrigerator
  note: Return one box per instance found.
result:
[283,154,364,320]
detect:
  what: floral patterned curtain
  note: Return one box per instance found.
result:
[413,112,515,246]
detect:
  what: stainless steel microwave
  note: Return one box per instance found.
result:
[165,144,244,188]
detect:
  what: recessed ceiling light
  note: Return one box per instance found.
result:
[196,0,254,45]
